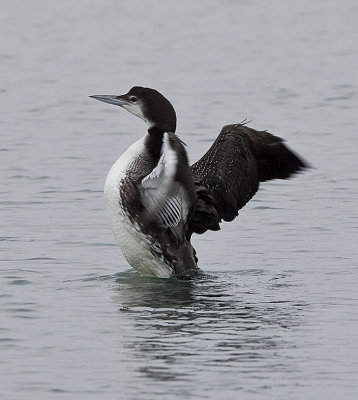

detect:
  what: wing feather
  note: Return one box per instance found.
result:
[140,133,190,231]
[189,123,308,235]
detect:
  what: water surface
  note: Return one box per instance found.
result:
[1,1,357,399]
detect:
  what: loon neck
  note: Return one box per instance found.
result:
[146,127,165,159]
[148,126,164,136]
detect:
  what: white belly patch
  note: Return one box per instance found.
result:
[103,138,173,278]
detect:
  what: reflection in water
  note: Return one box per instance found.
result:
[114,271,198,309]
[112,271,307,386]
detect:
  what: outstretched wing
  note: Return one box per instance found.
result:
[140,169,189,229]
[139,133,193,242]
[189,123,308,236]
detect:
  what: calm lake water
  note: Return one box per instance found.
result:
[1,1,357,399]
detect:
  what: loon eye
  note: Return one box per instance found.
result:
[130,96,137,103]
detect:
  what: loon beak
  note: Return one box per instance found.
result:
[89,95,127,107]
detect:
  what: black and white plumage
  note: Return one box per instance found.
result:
[90,86,307,278]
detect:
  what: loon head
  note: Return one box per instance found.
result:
[90,86,177,133]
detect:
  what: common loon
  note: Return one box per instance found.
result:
[90,86,307,278]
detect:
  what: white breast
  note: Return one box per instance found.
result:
[104,136,173,278]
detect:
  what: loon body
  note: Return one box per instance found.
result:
[90,86,307,278]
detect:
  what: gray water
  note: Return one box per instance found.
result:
[1,0,358,399]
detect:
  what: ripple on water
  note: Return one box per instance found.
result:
[7,279,32,285]
[106,269,308,392]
